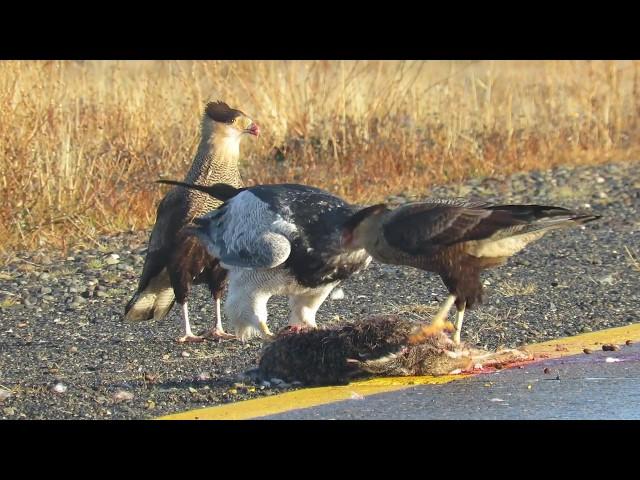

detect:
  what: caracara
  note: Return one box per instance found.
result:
[341,199,600,345]
[124,101,259,342]
[254,316,532,386]
[156,181,372,340]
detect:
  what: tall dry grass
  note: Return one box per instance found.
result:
[1,60,639,255]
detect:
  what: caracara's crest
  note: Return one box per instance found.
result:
[341,203,388,232]
[205,100,246,124]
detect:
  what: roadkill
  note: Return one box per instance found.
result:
[247,315,533,386]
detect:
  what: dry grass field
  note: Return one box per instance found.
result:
[1,60,639,256]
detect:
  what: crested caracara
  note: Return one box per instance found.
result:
[341,199,600,344]
[124,101,260,343]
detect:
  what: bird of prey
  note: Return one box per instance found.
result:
[340,199,600,344]
[124,101,260,343]
[156,180,372,341]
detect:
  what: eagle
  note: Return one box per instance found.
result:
[124,101,260,343]
[156,180,372,340]
[340,199,600,344]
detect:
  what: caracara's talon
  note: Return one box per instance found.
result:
[408,320,455,345]
[177,335,204,343]
[201,329,236,341]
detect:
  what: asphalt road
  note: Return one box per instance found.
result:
[0,160,638,419]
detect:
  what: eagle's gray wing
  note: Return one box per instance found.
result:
[191,190,296,269]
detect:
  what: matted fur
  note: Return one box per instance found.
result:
[255,315,531,386]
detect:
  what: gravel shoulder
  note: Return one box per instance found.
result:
[1,160,639,419]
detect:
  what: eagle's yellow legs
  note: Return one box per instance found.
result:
[408,294,456,345]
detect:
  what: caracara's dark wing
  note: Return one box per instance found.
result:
[382,201,595,257]
[135,193,188,289]
[124,191,187,320]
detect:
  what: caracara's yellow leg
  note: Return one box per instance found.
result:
[453,304,466,345]
[408,294,456,344]
[259,321,275,340]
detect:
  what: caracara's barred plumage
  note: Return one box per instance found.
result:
[342,199,601,344]
[157,181,372,341]
[124,101,259,342]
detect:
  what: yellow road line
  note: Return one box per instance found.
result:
[523,323,639,357]
[158,323,640,420]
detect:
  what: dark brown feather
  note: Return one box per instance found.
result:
[167,230,228,304]
[378,202,600,312]
[205,101,246,124]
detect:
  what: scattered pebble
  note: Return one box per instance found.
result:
[105,254,120,265]
[51,383,67,394]
[181,351,190,358]
[543,367,550,374]
[113,390,134,403]
[0,388,12,402]
[605,357,622,363]
[625,340,633,346]
[583,348,593,354]
[602,344,619,351]
[350,392,365,400]
[330,288,345,300]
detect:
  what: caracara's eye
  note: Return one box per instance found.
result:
[230,117,236,124]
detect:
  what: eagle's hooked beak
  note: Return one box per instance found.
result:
[246,122,260,137]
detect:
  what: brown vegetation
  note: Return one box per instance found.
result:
[1,60,639,255]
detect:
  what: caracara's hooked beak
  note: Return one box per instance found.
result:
[246,122,260,137]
